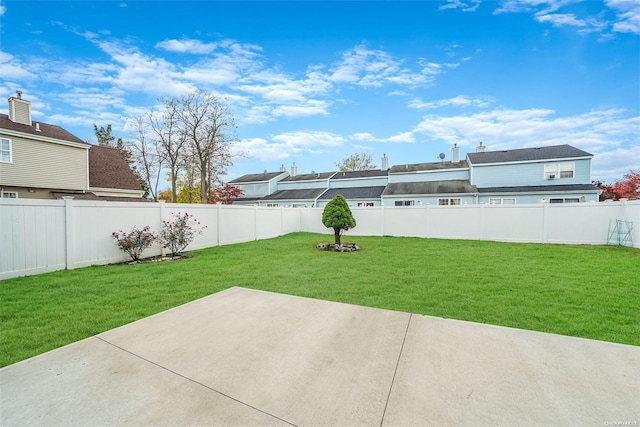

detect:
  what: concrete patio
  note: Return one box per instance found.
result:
[2,287,638,426]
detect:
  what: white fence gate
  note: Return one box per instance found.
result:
[1,199,638,280]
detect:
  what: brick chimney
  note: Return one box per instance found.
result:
[8,90,32,126]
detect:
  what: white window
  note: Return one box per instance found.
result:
[357,202,374,207]
[395,200,414,206]
[489,198,516,205]
[439,198,461,206]
[0,138,11,163]
[266,203,279,207]
[1,190,18,198]
[549,197,580,204]
[545,162,574,180]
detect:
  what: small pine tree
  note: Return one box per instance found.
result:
[322,194,356,245]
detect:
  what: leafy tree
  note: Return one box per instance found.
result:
[592,180,615,202]
[611,170,639,200]
[594,170,639,201]
[322,194,356,245]
[211,183,243,204]
[93,124,115,147]
[335,152,376,171]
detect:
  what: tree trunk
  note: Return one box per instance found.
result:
[334,228,341,245]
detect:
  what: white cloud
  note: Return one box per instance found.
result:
[591,145,640,181]
[409,95,494,109]
[235,131,345,161]
[412,108,640,168]
[439,0,482,12]
[0,3,6,17]
[0,51,35,80]
[494,0,640,35]
[272,100,331,118]
[156,38,218,54]
[350,131,416,144]
[606,0,640,34]
[329,44,441,88]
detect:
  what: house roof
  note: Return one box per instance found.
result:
[229,171,287,184]
[280,172,336,182]
[467,144,593,165]
[261,188,327,201]
[88,145,143,191]
[389,160,468,173]
[52,192,149,202]
[0,114,89,145]
[330,169,389,180]
[477,184,600,194]
[382,180,478,196]
[318,186,386,200]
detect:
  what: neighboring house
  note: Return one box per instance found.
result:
[0,92,145,201]
[230,142,600,207]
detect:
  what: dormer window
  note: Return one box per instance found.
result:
[544,162,574,180]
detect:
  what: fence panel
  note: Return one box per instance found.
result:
[481,205,544,243]
[2,199,638,280]
[0,199,66,278]
[72,201,162,268]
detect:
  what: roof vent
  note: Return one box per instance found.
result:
[35,122,41,132]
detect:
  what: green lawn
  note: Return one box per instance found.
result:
[1,232,639,367]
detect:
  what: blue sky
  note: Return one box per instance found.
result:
[0,0,638,187]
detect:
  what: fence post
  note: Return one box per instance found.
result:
[62,196,74,270]
[479,204,485,241]
[159,201,166,256]
[542,202,549,243]
[217,203,221,246]
[254,205,258,240]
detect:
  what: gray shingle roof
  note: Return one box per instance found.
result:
[477,184,600,193]
[467,144,593,165]
[280,172,336,182]
[318,186,386,200]
[330,169,389,180]
[0,114,89,145]
[382,180,478,196]
[261,188,327,201]
[229,171,287,184]
[389,160,468,173]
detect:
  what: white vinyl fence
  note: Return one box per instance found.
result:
[1,198,638,280]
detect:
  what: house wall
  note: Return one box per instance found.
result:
[470,158,591,187]
[278,180,329,190]
[0,135,88,191]
[389,168,469,183]
[478,192,599,204]
[3,199,638,280]
[329,176,388,188]
[236,182,271,197]
[382,195,476,206]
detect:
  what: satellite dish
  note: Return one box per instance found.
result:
[438,153,445,160]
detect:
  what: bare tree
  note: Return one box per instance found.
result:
[178,90,237,204]
[129,116,164,201]
[148,98,187,203]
